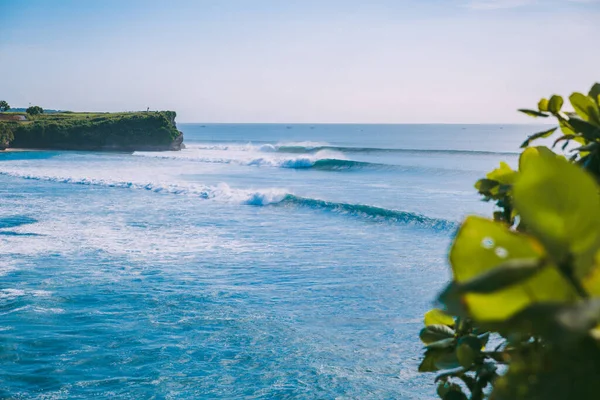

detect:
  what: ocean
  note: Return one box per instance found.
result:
[0,124,535,398]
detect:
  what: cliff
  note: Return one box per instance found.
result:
[0,111,184,151]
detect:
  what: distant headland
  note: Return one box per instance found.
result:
[0,106,184,152]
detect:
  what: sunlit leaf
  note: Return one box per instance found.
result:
[518,146,559,173]
[538,98,549,112]
[570,93,600,125]
[457,259,543,294]
[425,309,455,327]
[548,95,564,113]
[486,162,518,185]
[558,119,576,136]
[447,216,575,321]
[513,150,600,277]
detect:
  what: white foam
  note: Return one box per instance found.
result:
[0,289,26,299]
[183,141,330,152]
[0,169,288,206]
[133,148,345,169]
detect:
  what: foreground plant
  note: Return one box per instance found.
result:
[417,83,600,400]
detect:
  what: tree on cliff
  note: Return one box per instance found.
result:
[0,100,10,112]
[26,106,44,115]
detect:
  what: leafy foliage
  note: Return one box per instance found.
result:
[6,111,181,151]
[26,105,44,115]
[417,83,600,399]
[0,100,10,112]
[0,123,14,149]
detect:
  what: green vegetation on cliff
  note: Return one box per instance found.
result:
[0,111,183,151]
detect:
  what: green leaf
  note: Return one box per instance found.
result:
[438,282,469,318]
[450,217,542,283]
[558,119,577,136]
[426,338,456,350]
[420,348,460,372]
[520,127,557,148]
[486,162,518,185]
[458,375,476,392]
[435,351,462,370]
[513,149,600,277]
[419,349,445,372]
[420,325,456,344]
[437,381,451,398]
[569,117,600,141]
[570,92,600,125]
[456,335,481,368]
[548,95,564,113]
[425,309,455,327]
[589,83,600,105]
[552,134,575,148]
[497,300,600,344]
[444,390,468,400]
[447,216,576,322]
[458,259,543,294]
[435,367,467,383]
[518,109,549,118]
[475,178,499,194]
[538,98,549,112]
[437,382,466,399]
[518,146,558,172]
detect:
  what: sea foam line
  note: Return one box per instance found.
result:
[181,142,518,156]
[0,170,457,230]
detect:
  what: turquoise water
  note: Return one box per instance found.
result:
[0,124,533,398]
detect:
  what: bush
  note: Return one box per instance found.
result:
[0,123,14,149]
[0,100,10,112]
[26,106,44,115]
[417,83,600,400]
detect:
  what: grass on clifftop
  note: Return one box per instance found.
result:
[0,111,181,150]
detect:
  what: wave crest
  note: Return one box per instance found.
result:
[0,171,455,230]
[279,195,456,230]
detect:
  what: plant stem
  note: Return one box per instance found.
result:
[558,257,589,299]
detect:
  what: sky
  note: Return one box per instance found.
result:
[1,0,599,123]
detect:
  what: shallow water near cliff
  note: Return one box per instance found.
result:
[0,124,537,398]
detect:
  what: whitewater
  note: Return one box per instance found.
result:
[0,123,535,398]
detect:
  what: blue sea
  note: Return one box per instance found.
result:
[0,124,535,398]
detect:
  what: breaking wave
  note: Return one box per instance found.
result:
[0,170,456,230]
[181,142,518,156]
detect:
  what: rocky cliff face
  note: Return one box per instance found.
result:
[4,111,184,152]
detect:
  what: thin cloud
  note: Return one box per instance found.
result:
[465,0,536,9]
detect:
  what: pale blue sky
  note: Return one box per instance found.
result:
[1,0,599,122]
